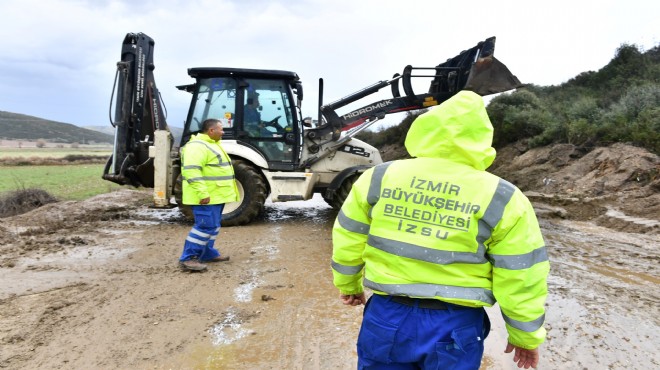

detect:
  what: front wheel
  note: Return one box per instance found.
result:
[174,173,193,220]
[221,160,268,226]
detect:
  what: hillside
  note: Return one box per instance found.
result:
[0,111,113,144]
[362,43,660,233]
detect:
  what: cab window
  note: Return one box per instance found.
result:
[188,78,237,133]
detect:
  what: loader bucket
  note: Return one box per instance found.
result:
[428,36,522,96]
[464,55,522,95]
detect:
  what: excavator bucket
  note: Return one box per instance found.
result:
[464,55,522,95]
[429,36,522,96]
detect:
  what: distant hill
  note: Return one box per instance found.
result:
[84,125,183,144]
[0,111,114,144]
[82,125,115,136]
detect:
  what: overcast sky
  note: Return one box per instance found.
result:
[0,0,657,130]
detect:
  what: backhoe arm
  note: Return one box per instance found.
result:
[314,37,521,139]
[103,32,170,187]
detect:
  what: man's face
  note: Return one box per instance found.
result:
[207,122,224,141]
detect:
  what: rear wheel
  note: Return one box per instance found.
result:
[221,160,268,226]
[323,175,358,209]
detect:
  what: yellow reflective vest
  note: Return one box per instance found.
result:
[332,91,549,349]
[181,133,239,205]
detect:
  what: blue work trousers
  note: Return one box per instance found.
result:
[357,294,490,370]
[179,204,225,262]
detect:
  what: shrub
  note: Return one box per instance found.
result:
[0,188,58,218]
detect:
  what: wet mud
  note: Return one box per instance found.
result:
[0,189,658,369]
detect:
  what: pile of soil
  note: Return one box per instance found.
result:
[383,142,659,234]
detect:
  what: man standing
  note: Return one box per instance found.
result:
[179,118,239,272]
[332,91,549,369]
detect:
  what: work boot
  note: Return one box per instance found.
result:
[179,258,207,272]
[207,255,230,263]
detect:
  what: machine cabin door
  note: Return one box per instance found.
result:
[240,79,298,170]
[183,77,299,171]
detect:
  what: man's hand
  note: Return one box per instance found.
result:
[340,293,366,306]
[199,197,210,205]
[504,342,539,369]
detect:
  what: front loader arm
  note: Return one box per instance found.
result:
[103,32,170,187]
[313,37,521,140]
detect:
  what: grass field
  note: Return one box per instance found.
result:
[0,164,128,201]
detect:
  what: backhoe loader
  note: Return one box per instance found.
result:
[102,33,521,226]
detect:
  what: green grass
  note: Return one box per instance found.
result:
[0,164,126,200]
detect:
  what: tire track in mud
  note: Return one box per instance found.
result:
[198,201,362,369]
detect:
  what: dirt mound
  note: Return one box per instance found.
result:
[379,141,659,233]
[0,189,152,267]
[489,142,659,233]
[490,143,659,196]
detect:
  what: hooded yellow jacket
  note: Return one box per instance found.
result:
[332,91,549,349]
[181,133,239,205]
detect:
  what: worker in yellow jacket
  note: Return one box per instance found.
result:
[332,91,549,369]
[179,118,239,272]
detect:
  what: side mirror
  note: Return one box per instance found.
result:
[295,82,303,109]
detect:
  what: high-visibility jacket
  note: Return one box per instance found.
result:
[332,91,549,350]
[181,133,239,205]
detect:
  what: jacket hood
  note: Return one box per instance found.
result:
[404,90,496,170]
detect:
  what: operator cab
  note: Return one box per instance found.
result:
[179,67,304,171]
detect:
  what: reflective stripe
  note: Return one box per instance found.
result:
[488,246,548,270]
[185,175,235,183]
[186,236,207,246]
[331,261,365,275]
[191,228,211,238]
[502,311,545,332]
[477,179,515,247]
[183,165,203,170]
[364,277,495,305]
[188,140,225,164]
[208,162,231,167]
[368,235,487,264]
[337,209,370,235]
[367,162,392,206]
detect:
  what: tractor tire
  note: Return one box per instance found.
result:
[221,160,268,226]
[323,175,358,209]
[173,173,193,220]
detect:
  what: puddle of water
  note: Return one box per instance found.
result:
[264,194,334,223]
[131,206,186,223]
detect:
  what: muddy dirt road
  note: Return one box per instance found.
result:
[0,189,658,369]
